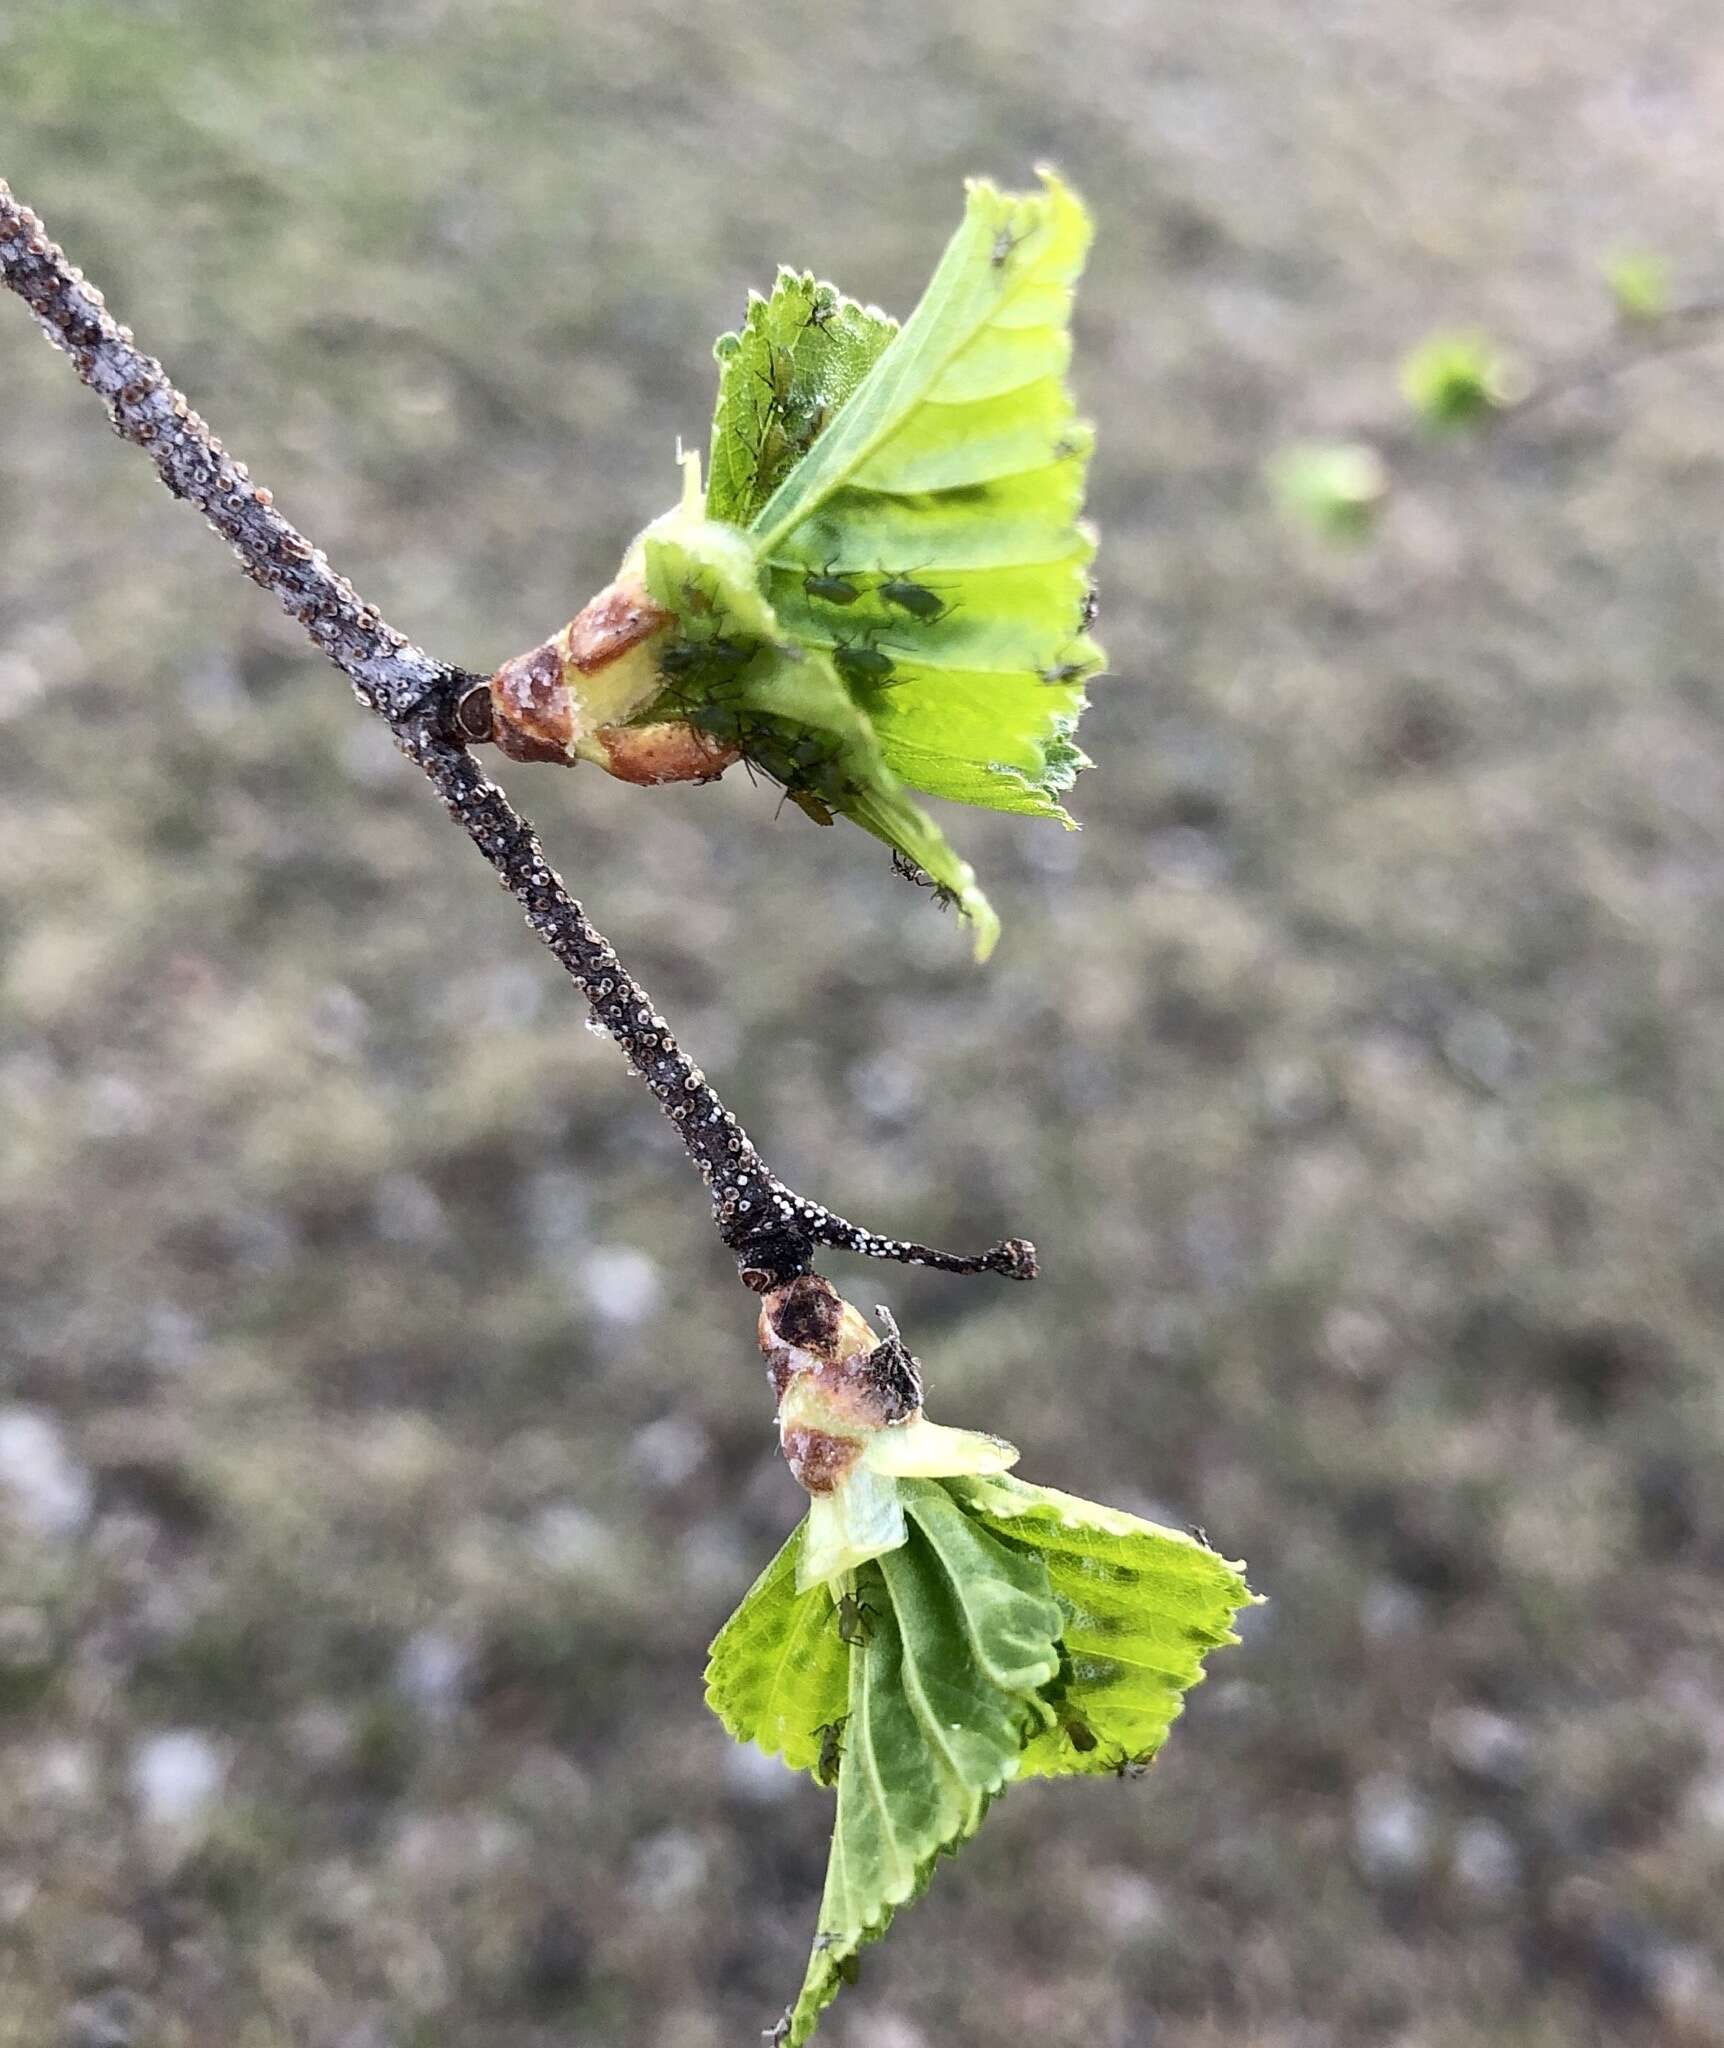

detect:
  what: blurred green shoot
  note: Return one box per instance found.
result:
[1400,330,1521,429]
[1603,249,1671,325]
[1269,439,1389,542]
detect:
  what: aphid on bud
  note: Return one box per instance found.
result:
[876,573,948,622]
[815,1716,848,1787]
[832,638,897,689]
[803,562,861,607]
[992,223,1028,268]
[834,1591,877,1647]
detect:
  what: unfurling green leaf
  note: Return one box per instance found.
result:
[706,273,898,529]
[623,170,1103,959]
[947,1472,1253,1779]
[706,1474,1256,2042]
[784,1483,1063,2045]
[704,1520,849,1779]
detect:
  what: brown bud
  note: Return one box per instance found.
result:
[484,576,739,785]
[490,638,575,764]
[588,722,740,786]
[562,580,674,674]
[780,1425,864,1496]
[761,1274,846,1359]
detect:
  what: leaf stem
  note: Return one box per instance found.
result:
[0,178,1036,1295]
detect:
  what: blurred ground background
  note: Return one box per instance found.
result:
[3,3,1724,2044]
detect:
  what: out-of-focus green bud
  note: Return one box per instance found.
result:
[1603,250,1671,324]
[1400,331,1521,429]
[1268,440,1389,542]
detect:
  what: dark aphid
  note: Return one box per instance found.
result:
[1187,1522,1210,1548]
[815,1717,848,1788]
[890,850,957,911]
[657,639,704,679]
[837,1954,861,1988]
[1081,582,1099,632]
[706,636,755,674]
[832,639,897,688]
[803,562,861,607]
[763,2009,792,2047]
[659,633,756,685]
[877,573,948,622]
[1112,1749,1153,1781]
[834,1591,877,1647]
[1040,659,1088,685]
[992,223,1027,268]
[805,294,837,332]
[1064,1714,1100,1755]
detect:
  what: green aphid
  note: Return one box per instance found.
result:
[815,1717,847,1788]
[803,562,861,607]
[876,573,947,622]
[832,639,897,689]
[757,341,794,408]
[834,1591,877,1647]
